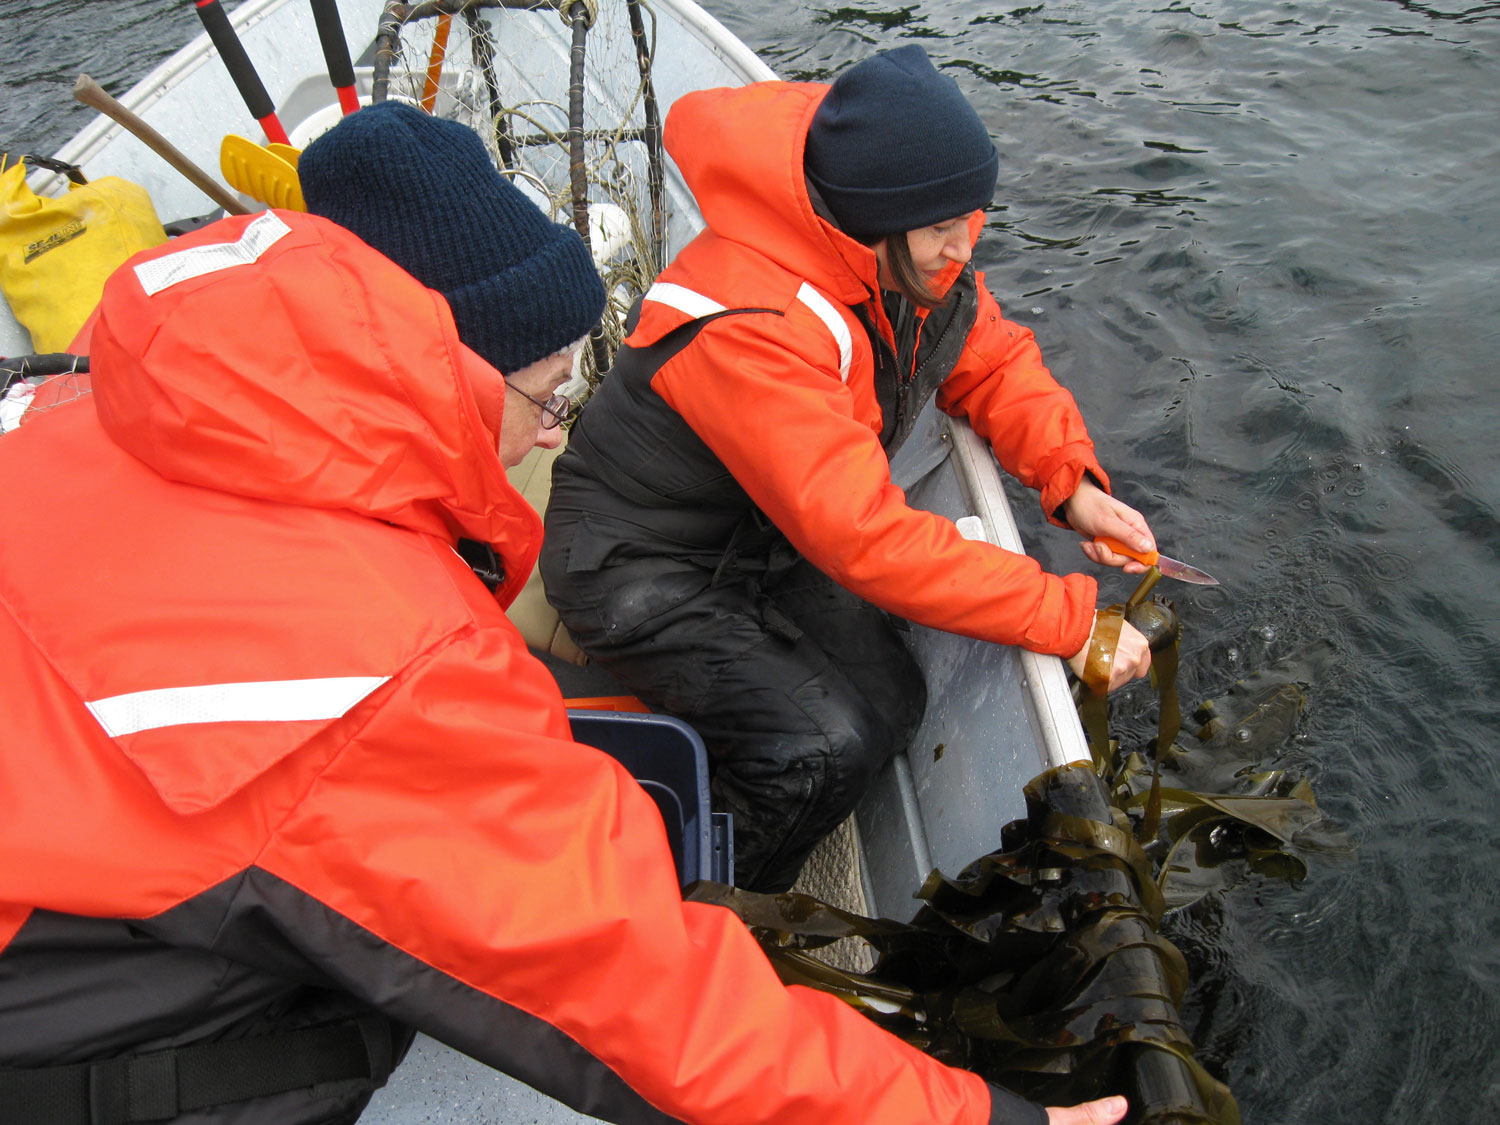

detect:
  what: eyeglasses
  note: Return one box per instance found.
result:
[504,380,572,430]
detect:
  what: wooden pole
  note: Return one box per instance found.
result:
[73,75,250,216]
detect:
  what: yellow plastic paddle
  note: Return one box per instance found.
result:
[266,142,301,168]
[220,134,304,211]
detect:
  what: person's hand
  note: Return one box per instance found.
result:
[1046,1094,1130,1125]
[1063,479,1155,574]
[1066,615,1151,692]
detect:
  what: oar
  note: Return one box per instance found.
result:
[73,75,250,215]
[310,0,360,116]
[194,0,292,145]
[220,134,304,211]
[420,12,453,113]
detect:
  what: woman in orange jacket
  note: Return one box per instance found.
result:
[541,46,1155,892]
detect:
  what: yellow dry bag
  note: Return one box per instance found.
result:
[1,158,167,352]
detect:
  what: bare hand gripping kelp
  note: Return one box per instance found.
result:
[692,568,1349,1123]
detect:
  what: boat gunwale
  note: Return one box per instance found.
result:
[949,419,1090,772]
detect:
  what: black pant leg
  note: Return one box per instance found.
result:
[542,520,925,891]
[761,559,927,752]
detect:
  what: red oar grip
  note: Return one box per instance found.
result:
[196,0,291,144]
[310,0,360,115]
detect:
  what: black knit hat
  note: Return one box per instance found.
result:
[804,45,999,240]
[300,101,605,374]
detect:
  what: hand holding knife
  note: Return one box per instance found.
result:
[1092,535,1220,586]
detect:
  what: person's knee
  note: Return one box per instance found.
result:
[802,693,902,812]
[799,659,923,791]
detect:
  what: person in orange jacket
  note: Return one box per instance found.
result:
[540,46,1156,893]
[0,102,1124,1125]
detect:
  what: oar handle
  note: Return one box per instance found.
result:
[195,0,292,144]
[310,0,360,116]
[1094,535,1159,568]
[73,74,250,215]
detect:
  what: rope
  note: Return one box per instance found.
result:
[564,0,600,29]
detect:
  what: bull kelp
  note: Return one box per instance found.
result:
[692,570,1347,1122]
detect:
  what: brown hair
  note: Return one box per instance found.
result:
[867,231,943,310]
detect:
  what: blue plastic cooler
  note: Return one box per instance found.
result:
[566,709,733,886]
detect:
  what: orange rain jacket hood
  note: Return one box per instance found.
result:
[90,209,542,602]
[0,212,1028,1123]
[618,81,1108,657]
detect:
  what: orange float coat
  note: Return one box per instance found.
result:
[626,81,1108,657]
[0,212,1020,1123]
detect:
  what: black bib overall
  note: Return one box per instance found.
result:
[541,271,979,891]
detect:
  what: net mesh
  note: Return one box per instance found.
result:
[371,0,666,390]
[1,360,91,430]
[6,1,667,425]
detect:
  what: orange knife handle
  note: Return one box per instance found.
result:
[1094,535,1159,568]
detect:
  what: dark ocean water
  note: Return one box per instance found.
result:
[4,1,1498,1121]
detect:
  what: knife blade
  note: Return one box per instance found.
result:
[1093,536,1220,586]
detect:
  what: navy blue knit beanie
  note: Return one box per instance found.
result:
[804,45,999,240]
[299,101,605,374]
